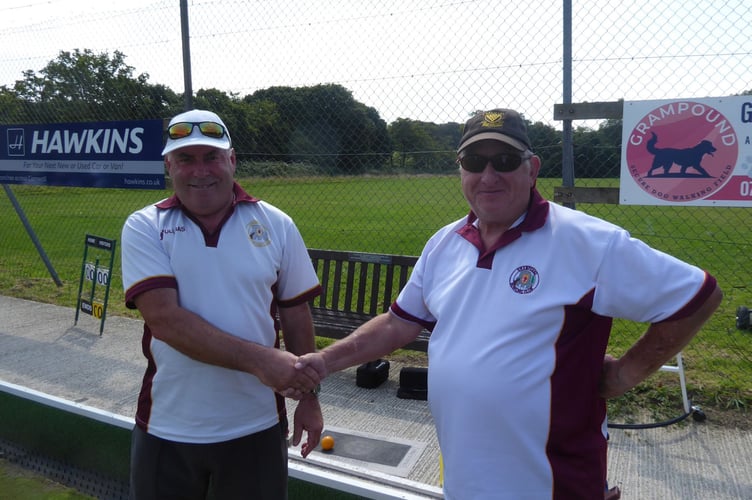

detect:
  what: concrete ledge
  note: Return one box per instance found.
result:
[0,380,442,499]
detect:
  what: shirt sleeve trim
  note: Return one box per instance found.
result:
[656,272,718,323]
[277,285,323,308]
[125,276,178,309]
[390,302,436,331]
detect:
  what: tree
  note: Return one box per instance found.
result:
[0,87,24,124]
[5,49,179,124]
[527,120,562,178]
[192,88,279,155]
[0,49,638,181]
[388,118,458,172]
[244,84,391,174]
[570,119,623,178]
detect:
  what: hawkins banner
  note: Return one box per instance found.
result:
[620,96,752,206]
[0,119,165,189]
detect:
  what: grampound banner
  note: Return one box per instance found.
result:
[621,96,752,206]
[1,119,165,189]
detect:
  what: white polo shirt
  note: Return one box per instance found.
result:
[391,189,716,499]
[121,183,321,443]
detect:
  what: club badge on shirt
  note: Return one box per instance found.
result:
[247,220,271,247]
[509,265,540,294]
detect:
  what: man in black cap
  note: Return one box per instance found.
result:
[293,108,721,499]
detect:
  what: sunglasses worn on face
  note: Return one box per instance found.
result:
[458,152,532,173]
[167,121,227,140]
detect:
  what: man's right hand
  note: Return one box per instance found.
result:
[276,352,328,398]
[294,352,328,378]
[257,348,321,398]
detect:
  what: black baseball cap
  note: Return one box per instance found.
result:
[457,109,531,153]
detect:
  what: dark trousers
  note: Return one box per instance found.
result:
[129,423,288,500]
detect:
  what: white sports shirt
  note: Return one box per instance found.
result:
[391,189,717,499]
[121,183,321,443]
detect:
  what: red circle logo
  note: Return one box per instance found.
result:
[625,102,738,202]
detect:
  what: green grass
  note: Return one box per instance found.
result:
[1,175,751,421]
[0,464,95,500]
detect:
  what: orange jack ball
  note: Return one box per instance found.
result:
[321,435,335,451]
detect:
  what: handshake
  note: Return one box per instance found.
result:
[268,350,328,400]
[265,349,330,458]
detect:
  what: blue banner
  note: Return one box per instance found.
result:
[1,119,165,189]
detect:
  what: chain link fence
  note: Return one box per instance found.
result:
[1,0,751,416]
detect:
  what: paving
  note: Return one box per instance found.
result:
[1,294,751,499]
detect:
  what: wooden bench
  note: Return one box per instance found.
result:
[307,248,430,352]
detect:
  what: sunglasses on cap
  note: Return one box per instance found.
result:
[167,121,227,140]
[458,152,532,173]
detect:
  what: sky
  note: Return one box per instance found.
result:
[0,0,750,126]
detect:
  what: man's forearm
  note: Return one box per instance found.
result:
[611,284,722,395]
[148,305,271,374]
[279,303,317,356]
[321,312,421,374]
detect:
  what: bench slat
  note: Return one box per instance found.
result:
[383,265,395,314]
[368,263,381,315]
[304,248,428,352]
[344,260,356,311]
[356,262,368,313]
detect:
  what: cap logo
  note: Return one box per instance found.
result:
[481,111,504,129]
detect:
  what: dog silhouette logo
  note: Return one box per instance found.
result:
[626,101,738,202]
[646,132,716,178]
[7,128,25,156]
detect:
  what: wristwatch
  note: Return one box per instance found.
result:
[310,384,321,396]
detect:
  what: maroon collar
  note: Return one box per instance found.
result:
[155,181,259,210]
[456,188,549,269]
[154,182,259,246]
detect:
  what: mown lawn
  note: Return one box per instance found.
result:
[1,175,750,422]
[0,459,95,500]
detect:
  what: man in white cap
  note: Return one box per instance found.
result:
[293,109,722,499]
[121,109,324,499]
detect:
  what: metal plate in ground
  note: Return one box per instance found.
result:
[299,425,426,478]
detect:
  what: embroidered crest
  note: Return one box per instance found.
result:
[481,111,504,128]
[509,265,539,294]
[247,220,271,247]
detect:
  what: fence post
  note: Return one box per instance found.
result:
[3,184,62,286]
[560,0,575,209]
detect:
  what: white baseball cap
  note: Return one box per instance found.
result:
[161,109,232,156]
